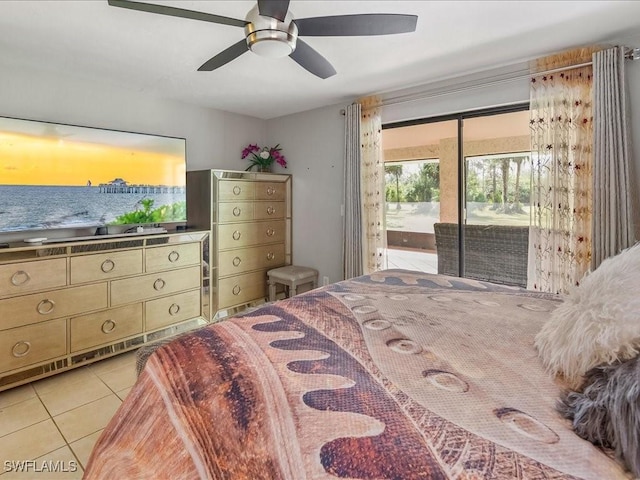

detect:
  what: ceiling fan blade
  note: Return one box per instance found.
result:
[257,0,290,22]
[289,39,336,79]
[198,40,249,71]
[295,14,418,36]
[107,0,247,28]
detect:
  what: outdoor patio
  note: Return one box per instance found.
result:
[386,247,437,274]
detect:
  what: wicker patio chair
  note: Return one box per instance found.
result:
[434,223,529,287]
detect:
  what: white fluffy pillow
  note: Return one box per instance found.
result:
[535,243,640,388]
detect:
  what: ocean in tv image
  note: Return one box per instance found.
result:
[0,185,185,232]
[0,116,187,233]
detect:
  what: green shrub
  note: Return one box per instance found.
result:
[110,199,186,225]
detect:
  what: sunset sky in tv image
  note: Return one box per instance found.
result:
[0,133,185,186]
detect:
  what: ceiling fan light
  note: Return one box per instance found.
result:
[249,36,295,58]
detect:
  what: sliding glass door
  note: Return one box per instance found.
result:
[382,105,531,285]
[382,119,457,273]
[461,110,531,286]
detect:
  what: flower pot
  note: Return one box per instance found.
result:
[257,165,272,173]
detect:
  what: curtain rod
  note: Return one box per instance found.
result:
[339,46,639,113]
[532,61,592,76]
[531,47,639,76]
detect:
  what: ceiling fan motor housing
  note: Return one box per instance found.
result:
[244,5,298,58]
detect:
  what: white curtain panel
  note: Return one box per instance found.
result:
[342,103,363,279]
[592,46,636,269]
[359,97,387,274]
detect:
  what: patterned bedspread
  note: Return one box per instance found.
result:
[84,270,629,479]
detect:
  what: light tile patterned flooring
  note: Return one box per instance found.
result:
[0,351,137,479]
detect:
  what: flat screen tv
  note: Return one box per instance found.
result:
[0,116,186,240]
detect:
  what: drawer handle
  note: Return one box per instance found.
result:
[101,320,116,334]
[232,207,242,217]
[168,303,180,316]
[232,256,242,267]
[168,250,180,263]
[267,206,276,215]
[12,341,31,358]
[101,259,115,273]
[153,278,166,291]
[232,230,241,241]
[266,186,276,196]
[266,228,275,237]
[36,299,55,315]
[232,285,241,296]
[10,270,30,286]
[232,185,242,196]
[266,252,275,261]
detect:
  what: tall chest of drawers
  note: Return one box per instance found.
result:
[0,232,209,391]
[187,170,291,319]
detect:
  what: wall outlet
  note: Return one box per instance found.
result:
[322,276,330,286]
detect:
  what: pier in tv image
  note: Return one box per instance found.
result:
[0,116,187,233]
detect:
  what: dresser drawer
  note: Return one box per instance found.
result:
[0,283,108,330]
[218,244,286,277]
[0,258,67,297]
[218,202,254,223]
[218,220,286,250]
[218,271,268,309]
[145,243,200,272]
[111,265,201,306]
[254,182,286,201]
[145,289,201,331]
[218,180,254,201]
[70,249,143,284]
[70,304,143,352]
[0,319,67,373]
[253,201,286,220]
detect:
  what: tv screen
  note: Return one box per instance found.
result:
[0,116,186,236]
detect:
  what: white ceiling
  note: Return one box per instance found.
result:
[1,1,640,120]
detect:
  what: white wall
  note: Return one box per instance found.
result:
[0,63,266,171]
[266,104,346,285]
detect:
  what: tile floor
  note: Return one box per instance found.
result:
[0,350,138,479]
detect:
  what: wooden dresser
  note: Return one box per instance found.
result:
[187,170,291,319]
[0,231,209,391]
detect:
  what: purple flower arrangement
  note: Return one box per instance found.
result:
[241,144,287,171]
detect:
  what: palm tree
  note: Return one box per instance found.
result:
[489,160,499,209]
[500,158,510,211]
[512,156,525,214]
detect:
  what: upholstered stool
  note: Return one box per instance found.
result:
[267,265,319,302]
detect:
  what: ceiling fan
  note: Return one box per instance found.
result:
[107,0,418,79]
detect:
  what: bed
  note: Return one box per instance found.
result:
[83,269,630,479]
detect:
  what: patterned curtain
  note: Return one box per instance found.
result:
[528,48,599,294]
[359,96,387,274]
